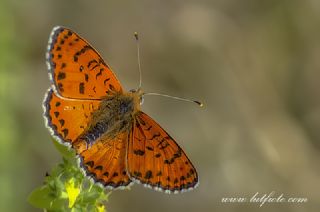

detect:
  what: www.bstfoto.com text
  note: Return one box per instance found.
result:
[221,191,307,207]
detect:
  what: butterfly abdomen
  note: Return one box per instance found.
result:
[79,121,108,146]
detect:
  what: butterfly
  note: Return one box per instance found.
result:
[43,26,199,193]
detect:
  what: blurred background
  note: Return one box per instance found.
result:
[0,0,320,211]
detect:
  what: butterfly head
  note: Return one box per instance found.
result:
[129,88,144,106]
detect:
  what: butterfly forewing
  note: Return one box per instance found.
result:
[44,87,100,145]
[47,26,123,99]
[127,112,198,193]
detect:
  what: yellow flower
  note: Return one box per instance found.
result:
[65,178,80,208]
[97,204,106,212]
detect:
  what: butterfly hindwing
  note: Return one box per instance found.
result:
[127,112,199,193]
[47,26,123,99]
[43,87,101,145]
[75,132,132,189]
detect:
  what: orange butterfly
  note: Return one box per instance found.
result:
[43,26,199,193]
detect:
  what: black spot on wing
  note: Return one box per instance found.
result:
[62,128,68,138]
[144,170,153,179]
[54,111,59,118]
[174,178,178,184]
[104,78,110,85]
[164,159,174,164]
[85,74,89,82]
[85,161,94,167]
[57,83,64,92]
[146,146,154,151]
[59,119,65,127]
[109,84,115,91]
[74,45,92,62]
[149,133,161,140]
[57,72,66,80]
[133,171,142,177]
[91,64,99,71]
[145,126,152,131]
[94,165,103,171]
[67,30,72,36]
[96,68,103,79]
[79,82,85,94]
[87,59,97,68]
[133,149,145,156]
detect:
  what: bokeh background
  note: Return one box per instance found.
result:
[1,0,320,211]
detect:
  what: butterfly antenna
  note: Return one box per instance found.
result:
[134,32,142,90]
[134,32,203,107]
[143,92,204,107]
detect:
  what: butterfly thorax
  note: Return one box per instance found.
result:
[74,90,142,150]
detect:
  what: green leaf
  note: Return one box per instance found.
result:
[79,192,100,204]
[48,198,68,211]
[28,185,53,209]
[51,138,76,159]
[29,138,111,211]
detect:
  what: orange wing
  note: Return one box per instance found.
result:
[74,132,132,189]
[44,88,132,189]
[127,112,198,193]
[43,87,100,146]
[46,26,123,99]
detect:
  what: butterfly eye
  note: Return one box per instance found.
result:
[140,96,144,105]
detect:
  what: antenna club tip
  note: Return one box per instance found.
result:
[134,32,139,40]
[194,100,204,107]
